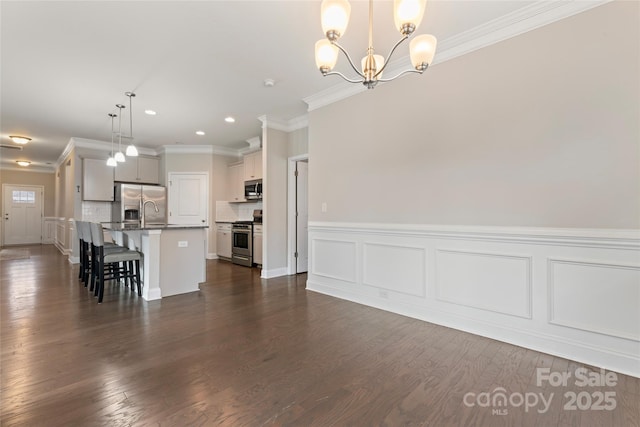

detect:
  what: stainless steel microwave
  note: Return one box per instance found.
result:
[244,180,262,200]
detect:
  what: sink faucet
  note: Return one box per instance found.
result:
[141,199,159,228]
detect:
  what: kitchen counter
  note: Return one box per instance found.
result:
[103,223,207,300]
[103,222,208,231]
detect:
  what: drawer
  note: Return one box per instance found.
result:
[216,223,232,232]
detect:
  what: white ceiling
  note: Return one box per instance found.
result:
[1,0,548,171]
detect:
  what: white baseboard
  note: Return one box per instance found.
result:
[261,267,289,279]
[307,222,640,378]
[207,253,219,260]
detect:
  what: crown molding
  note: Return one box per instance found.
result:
[160,144,240,158]
[0,165,55,174]
[305,0,613,111]
[56,137,159,168]
[258,114,309,132]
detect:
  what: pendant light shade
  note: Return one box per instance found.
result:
[125,92,139,157]
[114,151,126,162]
[126,144,138,156]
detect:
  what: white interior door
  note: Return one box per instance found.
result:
[3,185,43,245]
[168,173,208,225]
[296,161,308,273]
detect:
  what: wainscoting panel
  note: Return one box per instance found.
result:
[363,243,426,297]
[549,258,640,341]
[307,222,640,378]
[311,238,357,283]
[436,249,531,318]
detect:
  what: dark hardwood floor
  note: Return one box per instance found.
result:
[1,245,638,426]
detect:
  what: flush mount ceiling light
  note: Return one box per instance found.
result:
[16,160,31,167]
[124,92,139,157]
[315,0,437,89]
[10,136,31,144]
[224,116,236,123]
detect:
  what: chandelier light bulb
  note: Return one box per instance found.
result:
[394,0,427,35]
[315,39,339,72]
[410,34,437,70]
[321,0,351,40]
[361,54,385,80]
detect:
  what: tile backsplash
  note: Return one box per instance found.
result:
[215,201,262,222]
[82,201,112,222]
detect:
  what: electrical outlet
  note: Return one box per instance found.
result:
[321,202,327,213]
[178,241,188,248]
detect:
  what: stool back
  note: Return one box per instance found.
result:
[90,222,105,248]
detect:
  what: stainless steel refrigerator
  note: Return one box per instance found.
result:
[112,183,167,225]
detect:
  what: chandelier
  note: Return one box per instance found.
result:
[315,0,437,89]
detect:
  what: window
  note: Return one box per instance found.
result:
[12,190,35,204]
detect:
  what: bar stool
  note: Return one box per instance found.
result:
[89,222,143,303]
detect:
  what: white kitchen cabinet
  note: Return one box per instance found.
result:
[114,155,159,184]
[83,158,114,201]
[216,223,232,259]
[227,162,245,202]
[253,224,262,266]
[243,150,262,181]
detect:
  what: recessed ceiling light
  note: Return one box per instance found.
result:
[264,78,275,87]
[224,116,235,123]
[145,110,157,115]
[10,136,31,144]
[196,131,205,136]
[16,160,31,167]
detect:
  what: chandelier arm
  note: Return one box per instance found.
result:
[377,67,426,83]
[332,41,366,79]
[324,70,365,84]
[373,35,409,79]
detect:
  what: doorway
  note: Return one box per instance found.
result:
[2,184,44,246]
[287,155,309,274]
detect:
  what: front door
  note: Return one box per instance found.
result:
[2,185,43,245]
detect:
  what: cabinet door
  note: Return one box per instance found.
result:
[83,158,114,201]
[243,150,262,181]
[113,158,138,182]
[253,229,262,265]
[228,163,245,202]
[137,156,159,184]
[216,229,232,258]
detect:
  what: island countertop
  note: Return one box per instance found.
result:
[102,222,208,231]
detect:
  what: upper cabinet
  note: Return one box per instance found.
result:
[83,158,114,201]
[243,150,262,181]
[114,155,159,184]
[227,163,245,202]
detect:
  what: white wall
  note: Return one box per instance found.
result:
[263,125,289,277]
[306,2,640,377]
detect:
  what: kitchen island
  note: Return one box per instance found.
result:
[103,223,208,300]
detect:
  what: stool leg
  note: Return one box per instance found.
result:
[135,260,142,296]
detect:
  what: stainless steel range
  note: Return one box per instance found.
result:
[231,221,253,267]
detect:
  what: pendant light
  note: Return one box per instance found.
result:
[106,113,117,167]
[114,103,126,162]
[125,92,139,157]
